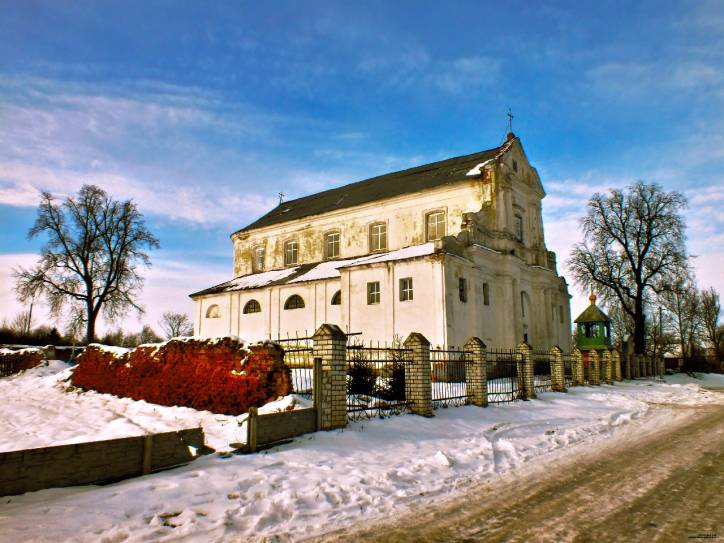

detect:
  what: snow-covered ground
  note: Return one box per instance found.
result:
[0,362,722,543]
[0,361,310,452]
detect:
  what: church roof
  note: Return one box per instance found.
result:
[236,140,512,234]
[190,242,437,298]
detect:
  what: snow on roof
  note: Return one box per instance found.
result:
[191,243,437,297]
[466,158,495,176]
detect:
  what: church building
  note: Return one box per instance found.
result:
[190,133,572,348]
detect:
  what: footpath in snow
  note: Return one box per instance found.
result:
[0,362,722,543]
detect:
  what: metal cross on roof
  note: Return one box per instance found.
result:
[507,108,514,133]
[278,192,285,205]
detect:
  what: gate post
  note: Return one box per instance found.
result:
[517,342,536,400]
[602,350,613,384]
[403,332,433,417]
[589,350,601,385]
[312,324,347,430]
[550,346,567,393]
[571,347,585,386]
[631,354,639,378]
[464,337,488,407]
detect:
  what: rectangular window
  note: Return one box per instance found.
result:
[369,222,387,252]
[483,283,490,305]
[426,211,446,241]
[514,215,524,242]
[324,231,340,259]
[367,281,380,305]
[459,278,468,303]
[284,239,298,266]
[559,305,564,323]
[399,277,413,302]
[253,246,265,272]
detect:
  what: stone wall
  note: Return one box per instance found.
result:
[0,428,205,497]
[71,338,291,415]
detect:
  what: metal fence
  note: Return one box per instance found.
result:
[563,353,574,387]
[277,335,314,399]
[532,350,553,393]
[346,341,412,420]
[486,349,521,403]
[430,347,470,408]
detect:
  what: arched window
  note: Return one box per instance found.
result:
[243,299,261,314]
[520,291,531,319]
[331,291,341,305]
[205,304,221,318]
[284,294,305,310]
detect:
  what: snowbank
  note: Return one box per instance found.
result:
[0,368,721,542]
[0,361,309,453]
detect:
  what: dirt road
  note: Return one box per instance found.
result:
[315,400,724,543]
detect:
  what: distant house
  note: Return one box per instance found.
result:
[190,133,572,348]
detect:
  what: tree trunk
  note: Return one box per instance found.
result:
[633,296,646,354]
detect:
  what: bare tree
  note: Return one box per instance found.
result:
[15,185,159,344]
[699,287,723,360]
[568,182,687,354]
[659,273,700,359]
[10,310,33,335]
[159,312,193,339]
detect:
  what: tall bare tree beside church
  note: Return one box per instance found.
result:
[15,185,159,343]
[568,182,687,354]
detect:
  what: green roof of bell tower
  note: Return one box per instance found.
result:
[574,292,611,323]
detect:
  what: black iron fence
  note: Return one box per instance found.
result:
[430,347,470,408]
[563,353,574,387]
[486,349,521,403]
[346,341,412,420]
[277,335,314,399]
[532,350,552,393]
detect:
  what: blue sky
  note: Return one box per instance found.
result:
[1,0,722,335]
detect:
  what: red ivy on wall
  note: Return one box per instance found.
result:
[71,338,292,415]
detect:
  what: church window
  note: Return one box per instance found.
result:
[243,300,261,314]
[331,290,341,305]
[367,282,380,305]
[284,294,305,310]
[253,246,265,272]
[369,222,387,252]
[205,304,221,318]
[399,277,413,302]
[514,215,524,243]
[483,283,490,305]
[324,231,340,259]
[521,291,530,318]
[284,239,298,266]
[512,159,518,172]
[426,211,446,241]
[459,278,468,303]
[559,305,564,323]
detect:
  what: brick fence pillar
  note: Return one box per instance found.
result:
[612,351,622,381]
[658,357,665,379]
[517,342,536,400]
[571,347,585,386]
[589,350,601,385]
[602,350,613,384]
[623,352,631,380]
[312,324,347,430]
[464,337,488,408]
[550,346,567,393]
[403,332,433,417]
